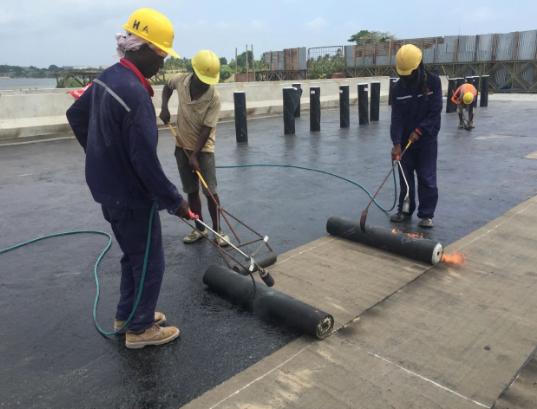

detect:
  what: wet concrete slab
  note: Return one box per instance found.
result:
[1,98,537,408]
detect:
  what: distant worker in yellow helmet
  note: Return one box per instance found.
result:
[390,44,443,229]
[67,8,194,349]
[160,50,230,246]
[451,82,478,130]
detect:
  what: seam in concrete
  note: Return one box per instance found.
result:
[490,345,537,409]
[453,198,536,252]
[364,349,491,408]
[206,344,311,409]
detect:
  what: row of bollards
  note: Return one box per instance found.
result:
[233,75,490,142]
[282,82,381,135]
[233,81,383,141]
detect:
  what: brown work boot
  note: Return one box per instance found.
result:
[114,311,167,334]
[125,324,180,349]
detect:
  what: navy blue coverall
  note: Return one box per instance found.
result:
[390,72,442,219]
[66,62,184,332]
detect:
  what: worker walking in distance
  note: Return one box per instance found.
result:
[160,50,230,246]
[67,8,193,349]
[389,44,443,228]
[451,82,478,130]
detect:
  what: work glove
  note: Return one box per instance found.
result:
[408,131,421,143]
[391,144,402,161]
[175,200,193,219]
[159,108,171,125]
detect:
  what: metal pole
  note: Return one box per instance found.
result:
[245,44,249,82]
[310,87,321,132]
[235,47,238,78]
[233,91,248,143]
[251,44,255,81]
[339,85,350,128]
[358,83,369,125]
[283,87,296,135]
[370,81,380,122]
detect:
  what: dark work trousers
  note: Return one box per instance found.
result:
[102,206,165,332]
[397,139,438,219]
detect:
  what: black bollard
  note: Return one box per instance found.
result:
[358,83,369,125]
[339,85,350,128]
[233,92,248,143]
[292,83,302,118]
[388,77,397,106]
[310,87,321,132]
[370,82,380,122]
[480,75,489,107]
[446,78,458,113]
[283,87,296,135]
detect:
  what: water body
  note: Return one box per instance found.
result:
[0,77,57,90]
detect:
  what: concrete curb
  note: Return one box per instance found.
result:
[0,96,386,146]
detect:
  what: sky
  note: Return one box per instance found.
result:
[1,0,536,67]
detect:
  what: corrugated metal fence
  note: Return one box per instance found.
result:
[344,30,537,67]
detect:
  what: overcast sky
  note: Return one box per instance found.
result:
[2,0,536,67]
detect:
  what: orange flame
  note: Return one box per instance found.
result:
[441,251,466,266]
[391,228,424,240]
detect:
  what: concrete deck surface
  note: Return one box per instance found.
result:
[1,99,537,408]
[184,195,537,409]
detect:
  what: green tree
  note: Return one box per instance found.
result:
[219,57,228,66]
[348,30,394,44]
[307,54,346,80]
[236,51,253,71]
[220,65,233,82]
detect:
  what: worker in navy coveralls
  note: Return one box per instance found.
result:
[67,8,193,349]
[390,44,442,228]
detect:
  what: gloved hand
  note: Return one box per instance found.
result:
[175,200,194,219]
[159,108,171,125]
[409,131,421,143]
[391,144,402,161]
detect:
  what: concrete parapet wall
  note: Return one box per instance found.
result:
[0,76,448,144]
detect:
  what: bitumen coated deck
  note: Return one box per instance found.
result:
[1,97,537,408]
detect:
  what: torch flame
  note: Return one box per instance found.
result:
[391,228,424,240]
[441,251,465,266]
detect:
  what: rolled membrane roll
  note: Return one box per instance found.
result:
[203,265,334,339]
[326,216,443,265]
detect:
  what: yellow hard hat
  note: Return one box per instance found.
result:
[123,8,179,58]
[463,92,474,105]
[192,50,221,85]
[395,44,423,76]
